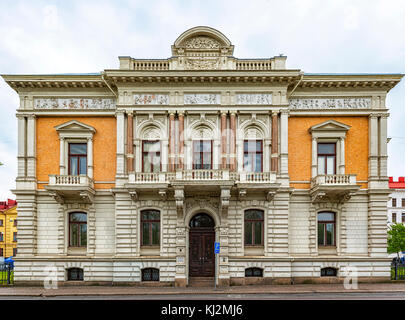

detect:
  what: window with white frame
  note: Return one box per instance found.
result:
[309,120,350,178]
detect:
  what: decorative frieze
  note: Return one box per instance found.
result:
[183,36,221,49]
[184,93,220,104]
[289,98,371,109]
[34,98,116,109]
[133,94,169,105]
[236,94,272,105]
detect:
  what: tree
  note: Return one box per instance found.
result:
[388,223,405,259]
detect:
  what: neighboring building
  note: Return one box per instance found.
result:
[388,177,405,225]
[0,199,18,258]
[1,26,403,286]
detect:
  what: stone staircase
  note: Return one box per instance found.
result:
[188,277,215,287]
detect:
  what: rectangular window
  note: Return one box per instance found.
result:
[317,143,336,175]
[244,210,264,246]
[13,248,17,257]
[69,213,87,247]
[193,140,212,169]
[243,140,263,172]
[392,212,397,223]
[68,143,87,175]
[393,198,397,207]
[0,248,3,257]
[402,213,405,224]
[318,212,336,246]
[141,210,160,246]
[0,232,3,242]
[13,232,17,242]
[13,219,17,227]
[0,220,2,226]
[142,141,161,173]
[402,199,405,208]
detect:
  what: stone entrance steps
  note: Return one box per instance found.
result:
[188,277,215,287]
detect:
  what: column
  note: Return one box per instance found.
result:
[26,114,36,180]
[220,111,227,169]
[59,138,65,175]
[271,112,279,172]
[368,114,379,180]
[279,110,289,176]
[116,109,126,182]
[16,115,26,179]
[87,137,93,179]
[311,137,317,178]
[127,112,134,173]
[229,111,236,171]
[379,113,388,177]
[178,112,184,170]
[168,112,175,171]
[339,137,345,174]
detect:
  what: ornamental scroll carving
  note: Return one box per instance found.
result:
[185,58,220,70]
[183,36,221,49]
[236,94,272,105]
[133,94,169,105]
[35,98,116,109]
[290,98,371,109]
[184,94,220,105]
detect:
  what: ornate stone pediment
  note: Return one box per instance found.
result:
[171,26,234,70]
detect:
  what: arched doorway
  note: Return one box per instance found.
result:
[189,213,215,277]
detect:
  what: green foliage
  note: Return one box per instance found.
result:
[388,223,405,256]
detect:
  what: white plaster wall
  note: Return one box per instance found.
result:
[345,199,368,254]
[36,202,59,255]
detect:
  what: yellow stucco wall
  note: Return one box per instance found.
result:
[0,206,17,258]
[289,116,369,190]
[36,117,116,189]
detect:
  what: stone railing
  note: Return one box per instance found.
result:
[311,174,357,187]
[48,175,94,188]
[132,59,170,71]
[236,59,272,71]
[128,170,277,183]
[238,171,276,183]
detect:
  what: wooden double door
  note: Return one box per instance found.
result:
[189,213,216,277]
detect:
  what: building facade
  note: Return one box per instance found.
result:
[388,177,405,226]
[2,27,403,286]
[0,199,18,258]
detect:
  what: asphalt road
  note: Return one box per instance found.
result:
[2,292,405,300]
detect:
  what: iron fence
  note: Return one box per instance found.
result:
[0,263,14,285]
[391,262,405,280]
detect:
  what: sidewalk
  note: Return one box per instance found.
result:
[1,282,405,297]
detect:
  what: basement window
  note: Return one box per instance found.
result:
[320,267,337,277]
[67,268,84,281]
[245,267,263,277]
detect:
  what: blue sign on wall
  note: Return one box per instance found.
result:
[214,242,220,254]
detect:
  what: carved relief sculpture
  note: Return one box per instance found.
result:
[184,94,220,105]
[236,94,272,105]
[289,98,371,109]
[35,98,116,109]
[133,94,169,105]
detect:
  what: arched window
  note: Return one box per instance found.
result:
[189,213,215,228]
[142,140,161,173]
[69,212,87,247]
[67,268,84,281]
[245,267,263,277]
[318,212,336,246]
[244,209,264,246]
[141,210,160,246]
[142,268,159,281]
[243,140,263,172]
[321,267,337,277]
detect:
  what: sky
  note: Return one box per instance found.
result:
[0,0,404,200]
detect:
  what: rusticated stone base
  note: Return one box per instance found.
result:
[218,278,230,287]
[14,280,175,287]
[175,278,187,287]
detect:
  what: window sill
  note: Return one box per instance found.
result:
[140,246,160,256]
[67,247,87,256]
[244,246,264,256]
[318,246,337,255]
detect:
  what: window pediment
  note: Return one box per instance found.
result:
[309,120,350,133]
[55,120,96,134]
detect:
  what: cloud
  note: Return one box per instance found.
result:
[0,0,404,196]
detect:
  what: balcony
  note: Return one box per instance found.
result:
[126,169,279,201]
[310,174,360,203]
[45,175,95,203]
